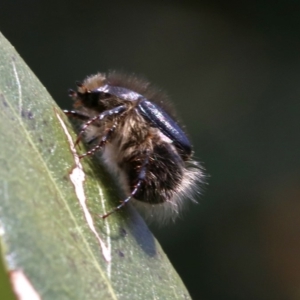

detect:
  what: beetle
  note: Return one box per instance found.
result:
[64,71,203,221]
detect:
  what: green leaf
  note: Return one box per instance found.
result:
[0,32,191,300]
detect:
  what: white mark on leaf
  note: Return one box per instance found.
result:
[12,60,22,116]
[10,270,41,300]
[99,185,112,277]
[56,111,111,262]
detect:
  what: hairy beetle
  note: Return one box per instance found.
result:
[64,71,203,221]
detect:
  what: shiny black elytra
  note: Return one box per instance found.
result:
[136,99,192,156]
[64,72,202,221]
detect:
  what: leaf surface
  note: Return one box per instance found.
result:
[0,32,191,300]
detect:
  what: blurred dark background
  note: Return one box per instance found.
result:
[1,1,300,299]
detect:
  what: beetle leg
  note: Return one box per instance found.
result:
[101,150,150,219]
[64,110,90,121]
[79,122,118,158]
[75,105,126,146]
